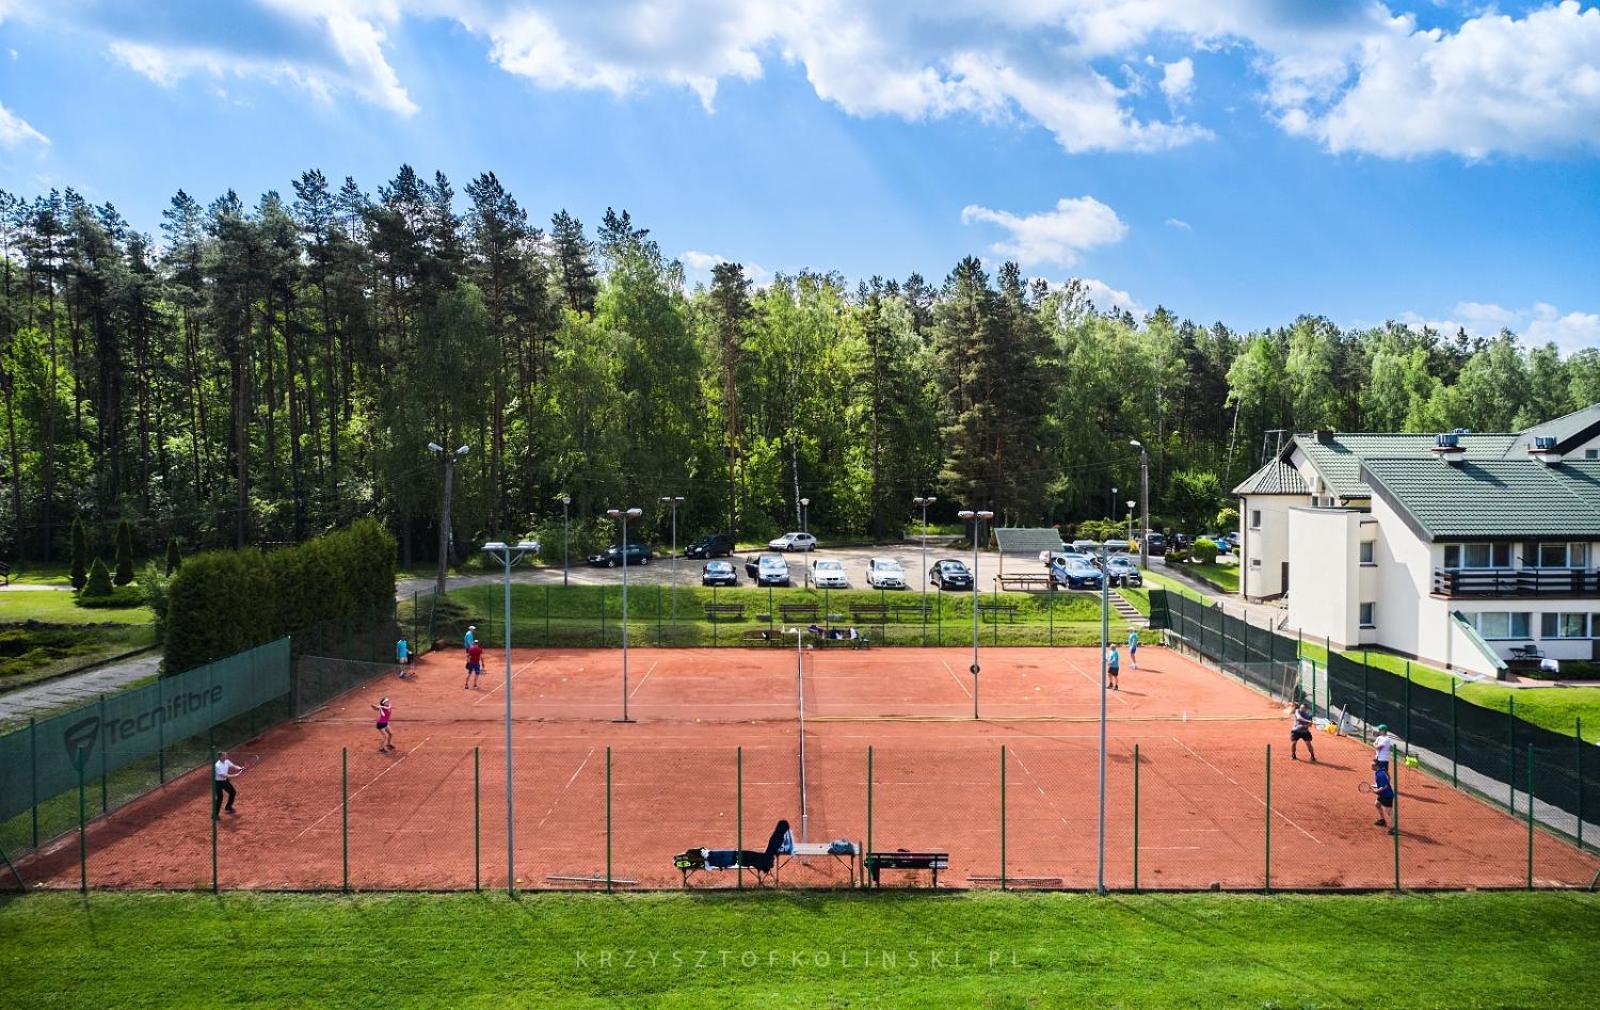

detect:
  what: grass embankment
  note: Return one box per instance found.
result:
[1167,558,1240,593]
[0,590,157,695]
[434,583,1128,648]
[1,891,1596,1009]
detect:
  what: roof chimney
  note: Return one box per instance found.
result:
[1315,429,1335,443]
[1529,435,1563,465]
[1430,432,1466,464]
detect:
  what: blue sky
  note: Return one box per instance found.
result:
[1,1,1597,349]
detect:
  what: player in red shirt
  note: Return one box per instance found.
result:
[464,641,485,690]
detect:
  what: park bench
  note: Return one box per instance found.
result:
[977,602,1020,623]
[864,850,949,889]
[892,603,932,623]
[850,603,889,623]
[741,628,784,646]
[779,603,820,623]
[703,603,745,622]
[995,573,1053,593]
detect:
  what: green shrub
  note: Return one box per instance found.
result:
[1191,537,1219,564]
[1215,506,1239,531]
[140,563,171,641]
[83,557,114,597]
[69,516,88,591]
[113,518,135,585]
[75,586,146,609]
[165,537,182,575]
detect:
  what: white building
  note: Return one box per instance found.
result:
[1234,404,1600,678]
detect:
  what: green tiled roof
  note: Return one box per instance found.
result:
[1520,402,1600,452]
[1232,460,1308,496]
[1361,458,1600,540]
[1294,434,1520,498]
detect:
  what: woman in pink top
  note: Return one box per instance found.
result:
[371,697,394,753]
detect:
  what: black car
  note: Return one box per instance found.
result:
[1103,555,1143,587]
[929,559,974,591]
[701,560,738,586]
[586,543,653,567]
[1143,533,1167,556]
[685,533,736,559]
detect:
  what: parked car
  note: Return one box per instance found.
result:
[866,557,907,589]
[1101,539,1132,555]
[811,558,850,589]
[1142,533,1168,556]
[1104,554,1143,587]
[1050,557,1104,590]
[587,543,652,567]
[929,559,974,591]
[1168,532,1191,551]
[1042,549,1093,569]
[1037,543,1069,563]
[745,552,791,587]
[768,532,818,552]
[701,560,738,586]
[1070,539,1099,554]
[685,533,736,559]
[1205,533,1236,553]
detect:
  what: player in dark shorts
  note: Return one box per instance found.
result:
[464,641,484,689]
[1106,646,1120,690]
[1290,702,1316,761]
[372,697,395,753]
[1372,760,1395,833]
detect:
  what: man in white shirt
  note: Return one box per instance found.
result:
[1372,725,1395,772]
[213,752,242,818]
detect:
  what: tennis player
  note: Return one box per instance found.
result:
[212,751,242,818]
[1127,628,1140,669]
[1290,702,1316,762]
[464,625,477,649]
[372,697,395,752]
[1371,760,1395,832]
[1373,724,1395,771]
[464,641,484,689]
[1106,645,1121,690]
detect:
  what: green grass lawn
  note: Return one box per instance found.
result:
[0,590,153,626]
[0,590,157,696]
[1,891,1595,1009]
[1169,559,1240,593]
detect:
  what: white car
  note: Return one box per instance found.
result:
[1037,543,1068,563]
[1041,549,1091,568]
[810,558,850,588]
[769,532,818,552]
[865,557,907,589]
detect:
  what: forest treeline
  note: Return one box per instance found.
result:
[2,167,1597,565]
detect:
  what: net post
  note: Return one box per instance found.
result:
[29,716,38,849]
[1577,717,1584,851]
[1392,752,1401,892]
[474,746,481,894]
[98,694,108,814]
[207,748,216,894]
[866,746,874,888]
[605,746,614,893]
[1404,663,1412,759]
[737,746,744,891]
[1526,743,1535,890]
[999,744,1007,892]
[77,747,88,894]
[1509,696,1517,811]
[1451,681,1459,788]
[341,747,349,894]
[1264,744,1272,893]
[1132,742,1140,893]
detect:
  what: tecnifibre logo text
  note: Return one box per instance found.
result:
[60,685,225,762]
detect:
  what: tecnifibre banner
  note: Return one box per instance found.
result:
[0,638,290,824]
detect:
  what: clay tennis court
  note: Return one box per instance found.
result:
[19,645,1599,890]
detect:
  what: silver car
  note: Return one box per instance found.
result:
[810,558,850,589]
[865,557,907,589]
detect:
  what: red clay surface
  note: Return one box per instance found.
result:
[19,646,1599,891]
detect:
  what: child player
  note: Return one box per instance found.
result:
[1372,760,1395,833]
[1290,702,1316,762]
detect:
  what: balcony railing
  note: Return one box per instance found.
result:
[1431,567,1600,598]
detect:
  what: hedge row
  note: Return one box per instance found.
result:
[163,519,397,674]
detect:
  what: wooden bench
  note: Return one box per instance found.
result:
[810,629,869,649]
[977,602,1020,623]
[995,573,1054,593]
[703,603,745,622]
[892,603,932,623]
[779,604,820,623]
[864,850,949,888]
[851,603,889,623]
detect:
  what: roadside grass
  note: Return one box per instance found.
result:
[1,891,1596,1010]
[1169,559,1240,593]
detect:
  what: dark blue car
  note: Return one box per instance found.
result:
[1050,557,1104,590]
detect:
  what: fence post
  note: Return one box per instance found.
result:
[1451,681,1459,787]
[98,694,108,814]
[29,717,38,849]
[341,747,349,894]
[605,746,614,893]
[1577,717,1584,851]
[1509,696,1517,811]
[545,585,551,646]
[1047,591,1054,646]
[474,746,481,893]
[600,586,606,638]
[737,746,744,891]
[1132,742,1140,892]
[1404,664,1412,759]
[206,748,217,894]
[1526,743,1535,890]
[1361,663,1370,744]
[1264,744,1272,893]
[156,690,166,785]
[656,584,663,646]
[75,747,90,894]
[999,745,1007,891]
[1392,753,1401,892]
[866,746,874,887]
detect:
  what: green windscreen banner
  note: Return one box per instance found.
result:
[0,637,290,824]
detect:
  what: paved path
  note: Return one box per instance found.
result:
[0,652,162,724]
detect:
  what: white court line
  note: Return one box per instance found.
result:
[1009,748,1072,829]
[628,662,659,699]
[1059,651,1131,705]
[1172,737,1321,843]
[537,747,596,830]
[940,659,973,699]
[291,735,432,842]
[473,654,545,705]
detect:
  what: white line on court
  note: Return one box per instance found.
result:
[291,734,433,842]
[1058,650,1131,705]
[1009,748,1072,828]
[628,661,659,699]
[1172,737,1321,843]
[940,659,973,699]
[537,747,596,830]
[473,654,545,705]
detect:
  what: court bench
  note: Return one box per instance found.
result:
[977,602,1020,623]
[850,603,888,623]
[864,850,949,888]
[779,604,821,623]
[703,603,746,622]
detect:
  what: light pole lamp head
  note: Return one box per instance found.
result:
[1129,439,1142,449]
[482,541,509,553]
[560,494,571,506]
[912,496,930,507]
[957,509,975,520]
[800,497,810,507]
[455,445,470,456]
[515,540,540,553]
[977,510,995,520]
[1127,500,1136,511]
[427,442,445,454]
[625,507,642,518]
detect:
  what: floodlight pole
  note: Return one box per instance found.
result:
[913,497,936,639]
[1131,440,1150,569]
[1097,539,1110,894]
[429,442,469,599]
[959,509,994,720]
[483,538,539,896]
[608,508,643,723]
[661,496,684,624]
[561,495,571,587]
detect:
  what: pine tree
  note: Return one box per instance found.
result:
[114,518,135,585]
[70,516,88,591]
[84,557,113,597]
[551,210,598,315]
[165,537,182,575]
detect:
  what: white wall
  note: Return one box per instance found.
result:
[1239,495,1304,599]
[1367,495,1449,662]
[1287,507,1360,648]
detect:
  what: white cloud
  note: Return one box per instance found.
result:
[679,249,770,284]
[1159,57,1194,103]
[1524,304,1600,354]
[0,101,47,148]
[1163,217,1191,231]
[961,196,1127,267]
[1399,300,1600,354]
[1077,277,1145,317]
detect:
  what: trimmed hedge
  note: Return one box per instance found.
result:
[83,558,114,597]
[163,519,397,675]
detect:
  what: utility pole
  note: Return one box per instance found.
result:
[429,442,469,600]
[1132,441,1150,569]
[661,496,684,623]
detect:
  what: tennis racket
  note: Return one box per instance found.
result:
[1357,781,1373,793]
[233,753,264,775]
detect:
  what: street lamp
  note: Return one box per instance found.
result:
[1109,486,1118,524]
[606,507,643,723]
[1126,500,1137,544]
[428,442,469,600]
[913,496,937,639]
[1130,440,1150,569]
[784,626,810,841]
[560,494,571,588]
[957,508,994,720]
[1096,535,1110,893]
[661,496,684,624]
[482,538,540,896]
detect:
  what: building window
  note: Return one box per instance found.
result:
[1540,613,1594,639]
[1359,603,1375,628]
[1536,542,1590,569]
[1586,449,1598,459]
[1250,559,1261,568]
[1250,509,1261,529]
[1359,541,1375,565]
[1473,612,1531,640]
[1444,543,1511,569]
